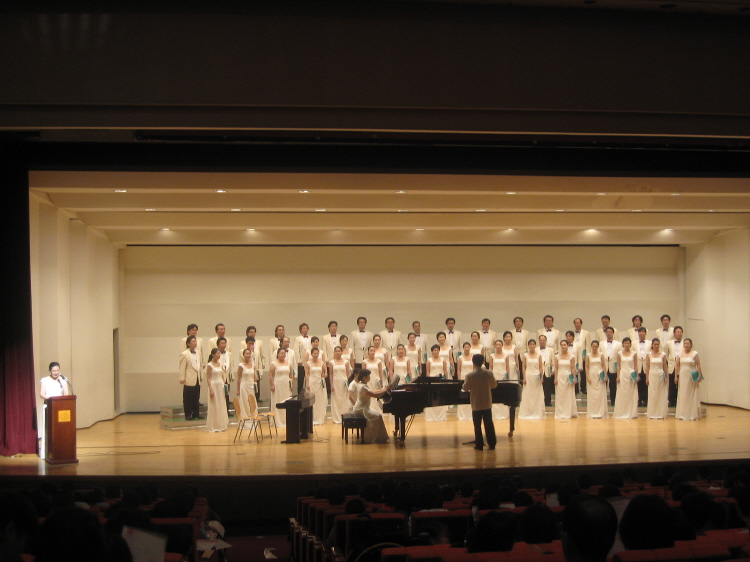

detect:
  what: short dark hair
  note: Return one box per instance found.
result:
[561,495,618,562]
[513,316,524,324]
[482,318,490,323]
[601,315,610,321]
[216,337,227,344]
[245,336,255,343]
[638,327,647,333]
[632,315,643,324]
[246,325,256,334]
[214,323,224,332]
[185,335,196,346]
[299,323,308,331]
[48,362,60,371]
[356,316,367,323]
[619,494,675,550]
[328,320,338,328]
[385,317,395,323]
[472,354,484,367]
[445,317,456,324]
[543,315,554,322]
[605,326,615,334]
[186,323,198,334]
[661,314,671,322]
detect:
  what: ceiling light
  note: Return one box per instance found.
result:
[231,208,241,212]
[315,209,326,212]
[161,228,170,231]
[114,189,127,193]
[596,193,607,196]
[476,209,486,212]
[587,228,598,232]
[671,193,681,196]
[145,208,156,211]
[555,209,565,212]
[215,189,226,193]
[507,228,516,231]
[396,190,406,194]
[397,209,408,212]
[415,228,425,231]
[664,228,674,232]
[299,190,310,193]
[707,209,715,212]
[506,192,516,195]
[246,228,256,231]
[632,209,642,212]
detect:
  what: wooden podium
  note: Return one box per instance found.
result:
[45,395,78,464]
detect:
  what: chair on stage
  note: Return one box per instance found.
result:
[341,413,366,444]
[256,407,279,439]
[232,397,262,443]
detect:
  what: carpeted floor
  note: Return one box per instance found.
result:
[224,535,291,562]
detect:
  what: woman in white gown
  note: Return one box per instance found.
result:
[236,347,258,418]
[502,331,521,382]
[425,344,450,421]
[489,340,510,419]
[362,347,385,415]
[554,340,578,419]
[372,335,391,381]
[405,332,421,381]
[468,332,485,363]
[675,339,703,421]
[339,335,354,370]
[613,337,639,419]
[206,348,229,432]
[456,342,475,421]
[329,346,351,424]
[352,369,393,443]
[436,332,455,379]
[519,339,545,419]
[305,347,328,425]
[645,338,669,419]
[585,340,608,419]
[270,348,293,427]
[389,344,411,387]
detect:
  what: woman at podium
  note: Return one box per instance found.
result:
[40,362,70,399]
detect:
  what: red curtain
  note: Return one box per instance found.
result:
[0,143,38,456]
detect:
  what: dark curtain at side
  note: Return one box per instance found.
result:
[0,142,37,456]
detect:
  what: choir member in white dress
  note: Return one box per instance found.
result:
[502,331,521,381]
[205,348,229,432]
[405,333,421,381]
[585,341,608,419]
[305,347,328,425]
[216,337,234,412]
[236,347,258,418]
[613,338,639,419]
[351,369,393,444]
[489,340,510,420]
[468,331,485,365]
[338,335,354,370]
[554,340,578,419]
[436,332,455,379]
[348,369,360,412]
[270,348,293,427]
[362,347,385,415]
[329,346,352,424]
[519,339,545,419]
[389,344,411,388]
[675,339,703,421]
[456,342,475,421]
[645,338,669,419]
[425,344,450,421]
[371,335,391,381]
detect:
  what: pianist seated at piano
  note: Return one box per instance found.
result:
[351,369,394,444]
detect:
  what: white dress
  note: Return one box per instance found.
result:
[374,348,389,378]
[646,353,669,419]
[271,361,292,427]
[405,347,421,381]
[676,351,702,420]
[352,383,389,443]
[206,363,229,432]
[307,361,327,425]
[504,346,519,381]
[554,355,578,419]
[438,347,454,379]
[424,357,448,421]
[586,354,608,419]
[238,362,258,418]
[491,352,509,420]
[362,359,384,415]
[391,357,409,385]
[329,360,350,424]
[457,357,474,420]
[341,348,353,369]
[519,353,545,419]
[613,353,639,419]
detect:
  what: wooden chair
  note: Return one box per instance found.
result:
[257,410,278,439]
[232,397,261,443]
[341,413,367,443]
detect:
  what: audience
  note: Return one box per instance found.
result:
[619,494,676,550]
[561,495,618,562]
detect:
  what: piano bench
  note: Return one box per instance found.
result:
[341,414,367,444]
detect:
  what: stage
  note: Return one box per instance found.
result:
[2,406,748,523]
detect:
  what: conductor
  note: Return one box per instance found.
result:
[462,354,498,451]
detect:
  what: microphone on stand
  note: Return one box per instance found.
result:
[59,375,74,395]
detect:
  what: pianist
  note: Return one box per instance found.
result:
[351,369,393,444]
[462,354,498,451]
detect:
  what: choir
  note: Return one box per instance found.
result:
[177,314,705,432]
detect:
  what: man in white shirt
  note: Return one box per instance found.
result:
[627,315,648,343]
[379,317,402,358]
[537,335,554,407]
[479,318,497,364]
[39,362,70,399]
[321,320,341,361]
[245,326,264,400]
[179,324,203,367]
[278,336,298,392]
[350,317,373,368]
[209,323,232,356]
[445,317,463,361]
[596,316,619,343]
[216,337,234,412]
[179,335,203,420]
[573,318,591,394]
[537,315,560,353]
[666,326,684,408]
[601,327,622,406]
[564,330,582,394]
[657,315,674,347]
[634,327,650,407]
[412,321,429,365]
[293,323,313,393]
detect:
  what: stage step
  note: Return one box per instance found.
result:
[159,403,238,430]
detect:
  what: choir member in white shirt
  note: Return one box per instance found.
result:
[656,315,674,347]
[537,335,554,407]
[519,339,545,419]
[294,323,313,394]
[216,337,234,412]
[613,337,639,419]
[479,319,497,364]
[411,321,429,366]
[39,362,71,399]
[585,341,608,418]
[444,317,462,361]
[269,325,285,358]
[236,346,259,418]
[179,335,203,420]
[468,331,485,363]
[280,337,297,382]
[405,332,422,381]
[338,334,354,371]
[270,348,293,427]
[595,315,619,343]
[379,317,402,358]
[245,326,264,399]
[666,326,684,408]
[371,335,391,381]
[645,338,669,419]
[350,317,373,368]
[456,342,475,420]
[208,323,232,356]
[573,318,591,394]
[321,321,341,361]
[329,346,352,423]
[634,327,650,407]
[179,324,204,367]
[303,336,328,364]
[601,326,622,406]
[627,315,649,343]
[675,338,703,421]
[537,315,560,352]
[425,344,450,421]
[305,347,328,425]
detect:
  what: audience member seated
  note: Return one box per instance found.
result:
[597,484,621,498]
[518,504,559,544]
[671,482,698,501]
[619,494,675,550]
[512,491,534,507]
[0,490,39,562]
[466,511,517,553]
[679,491,720,535]
[557,482,581,507]
[35,506,111,562]
[577,473,594,491]
[459,481,475,499]
[561,495,618,562]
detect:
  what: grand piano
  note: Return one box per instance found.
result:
[382,378,522,444]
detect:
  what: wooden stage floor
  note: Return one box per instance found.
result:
[2,405,749,479]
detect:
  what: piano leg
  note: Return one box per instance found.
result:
[397,414,407,445]
[508,406,516,437]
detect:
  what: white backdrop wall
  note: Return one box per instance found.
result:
[122,245,684,412]
[30,194,120,429]
[686,228,750,409]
